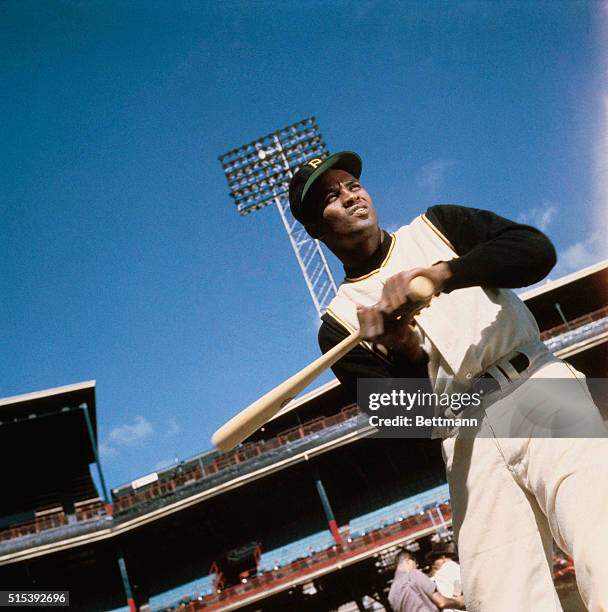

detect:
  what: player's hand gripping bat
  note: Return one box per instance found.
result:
[212,276,435,452]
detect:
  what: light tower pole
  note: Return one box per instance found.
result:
[218,117,338,316]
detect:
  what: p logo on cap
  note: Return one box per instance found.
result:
[307,158,324,169]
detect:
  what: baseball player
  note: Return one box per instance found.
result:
[288,151,608,611]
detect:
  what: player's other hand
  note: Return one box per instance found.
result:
[356,263,451,359]
[356,305,423,361]
[375,263,451,319]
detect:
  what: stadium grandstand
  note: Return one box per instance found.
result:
[0,259,606,611]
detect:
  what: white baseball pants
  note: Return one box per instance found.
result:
[442,356,608,611]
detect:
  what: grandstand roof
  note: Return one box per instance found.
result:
[520,258,608,300]
[270,378,341,421]
[521,259,608,331]
[0,381,99,519]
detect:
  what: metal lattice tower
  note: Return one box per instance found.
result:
[218,117,338,316]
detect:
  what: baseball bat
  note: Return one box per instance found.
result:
[212,276,435,452]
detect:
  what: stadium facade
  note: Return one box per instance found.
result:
[0,260,606,611]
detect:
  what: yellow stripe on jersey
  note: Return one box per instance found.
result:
[345,233,397,282]
[421,214,457,254]
[325,307,357,333]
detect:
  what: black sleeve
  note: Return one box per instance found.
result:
[426,204,557,291]
[319,316,429,403]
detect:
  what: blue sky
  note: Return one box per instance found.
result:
[2,1,606,488]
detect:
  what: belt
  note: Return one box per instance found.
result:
[471,352,530,396]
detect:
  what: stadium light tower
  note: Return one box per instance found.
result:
[219,117,338,316]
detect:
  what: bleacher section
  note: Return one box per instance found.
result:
[0,498,107,543]
[541,307,608,353]
[348,484,450,538]
[148,575,215,612]
[258,532,337,572]
[148,483,452,611]
[111,405,366,516]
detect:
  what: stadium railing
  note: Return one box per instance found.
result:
[0,498,107,544]
[348,483,450,538]
[541,306,608,353]
[180,506,452,611]
[111,405,366,516]
[145,501,573,612]
[149,485,452,611]
[0,507,66,543]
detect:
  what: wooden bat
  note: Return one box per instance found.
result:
[212,276,435,452]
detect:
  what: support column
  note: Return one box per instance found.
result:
[555,302,571,328]
[436,503,448,537]
[118,556,136,612]
[81,403,113,516]
[315,480,343,546]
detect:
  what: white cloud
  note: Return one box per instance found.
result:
[108,415,154,446]
[554,232,608,276]
[517,202,558,232]
[416,159,458,199]
[154,458,176,471]
[166,418,180,437]
[98,441,117,458]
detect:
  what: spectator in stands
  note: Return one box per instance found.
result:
[427,547,463,612]
[388,550,465,611]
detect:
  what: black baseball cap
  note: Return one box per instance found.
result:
[289,151,362,224]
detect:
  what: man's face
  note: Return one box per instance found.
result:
[306,168,379,246]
